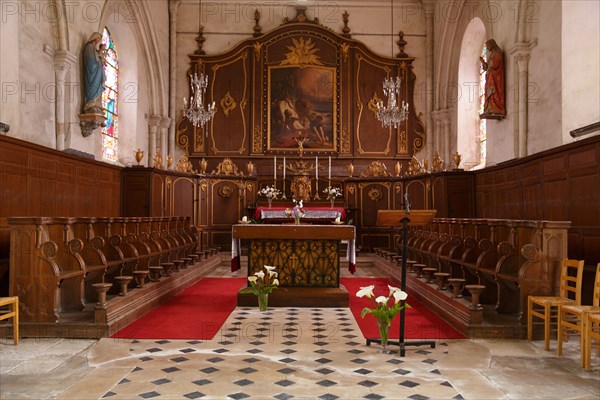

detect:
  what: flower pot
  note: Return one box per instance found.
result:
[330,199,335,208]
[258,292,269,311]
[268,198,272,208]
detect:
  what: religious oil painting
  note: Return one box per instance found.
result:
[268,66,337,153]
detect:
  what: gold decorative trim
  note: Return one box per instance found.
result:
[175,111,189,152]
[347,183,356,195]
[368,93,381,113]
[280,37,323,67]
[367,187,383,202]
[194,124,205,153]
[199,179,208,192]
[340,43,349,62]
[218,184,234,198]
[413,111,426,154]
[359,161,391,177]
[175,153,195,173]
[253,125,263,153]
[253,42,261,62]
[211,157,244,176]
[220,92,237,117]
[394,183,403,193]
[341,126,350,153]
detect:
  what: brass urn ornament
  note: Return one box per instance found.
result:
[394,161,402,177]
[134,148,144,166]
[200,158,208,175]
[167,155,173,169]
[247,161,255,176]
[347,162,354,177]
[453,152,462,170]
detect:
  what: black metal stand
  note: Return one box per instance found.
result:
[366,216,436,356]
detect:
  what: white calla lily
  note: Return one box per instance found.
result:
[264,265,276,271]
[272,278,279,286]
[356,285,375,298]
[255,271,265,279]
[392,290,408,303]
[375,296,388,305]
[268,271,277,278]
[248,276,257,283]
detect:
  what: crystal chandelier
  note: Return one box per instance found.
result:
[183,72,216,127]
[376,76,409,128]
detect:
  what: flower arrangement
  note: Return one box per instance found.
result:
[241,265,280,311]
[259,185,281,199]
[285,199,306,224]
[357,284,410,352]
[323,186,342,200]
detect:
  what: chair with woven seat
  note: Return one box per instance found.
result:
[527,259,585,351]
[0,297,19,345]
[558,263,600,367]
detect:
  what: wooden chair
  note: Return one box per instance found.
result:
[557,263,600,367]
[527,259,585,351]
[584,312,600,370]
[0,297,19,345]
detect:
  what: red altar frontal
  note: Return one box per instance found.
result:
[232,224,355,307]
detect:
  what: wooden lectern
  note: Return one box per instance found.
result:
[373,208,437,356]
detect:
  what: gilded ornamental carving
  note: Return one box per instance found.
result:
[360,161,391,177]
[211,158,244,176]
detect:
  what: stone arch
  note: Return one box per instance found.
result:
[457,17,486,169]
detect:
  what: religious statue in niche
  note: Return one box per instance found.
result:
[79,32,108,137]
[480,39,506,119]
[83,32,107,114]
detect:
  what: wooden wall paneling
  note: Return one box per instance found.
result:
[121,171,151,216]
[542,179,570,221]
[198,178,209,226]
[208,48,251,155]
[151,174,164,216]
[56,160,79,217]
[393,182,404,210]
[431,177,448,217]
[172,177,196,219]
[569,175,600,226]
[446,174,476,217]
[28,154,58,216]
[405,179,427,210]
[210,179,243,226]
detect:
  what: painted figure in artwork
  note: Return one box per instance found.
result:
[480,39,506,117]
[83,32,107,114]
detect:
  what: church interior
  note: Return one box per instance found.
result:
[1,0,599,398]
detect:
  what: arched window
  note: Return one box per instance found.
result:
[101,28,118,161]
[479,45,487,166]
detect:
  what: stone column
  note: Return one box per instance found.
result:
[168,0,181,160]
[52,51,76,151]
[160,117,172,169]
[431,110,442,163]
[510,40,537,158]
[146,114,161,167]
[424,0,435,161]
[442,113,451,167]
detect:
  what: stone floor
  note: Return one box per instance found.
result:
[1,260,599,399]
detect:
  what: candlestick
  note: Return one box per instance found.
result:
[274,156,277,186]
[328,157,331,181]
[283,157,286,179]
[315,156,319,179]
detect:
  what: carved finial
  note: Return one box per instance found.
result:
[396,30,408,58]
[284,6,319,25]
[342,11,351,38]
[253,9,262,37]
[194,26,206,55]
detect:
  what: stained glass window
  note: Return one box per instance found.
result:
[101,28,118,162]
[479,45,487,165]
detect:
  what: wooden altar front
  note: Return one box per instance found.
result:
[232,224,355,307]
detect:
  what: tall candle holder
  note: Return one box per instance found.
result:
[281,179,287,199]
[314,178,321,200]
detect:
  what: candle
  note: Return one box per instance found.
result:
[242,216,248,222]
[335,216,340,223]
[315,156,319,179]
[274,156,277,180]
[328,157,331,180]
[283,157,286,179]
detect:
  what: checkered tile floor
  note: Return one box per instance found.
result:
[95,307,461,399]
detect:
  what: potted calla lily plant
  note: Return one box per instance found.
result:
[357,284,410,353]
[241,265,279,311]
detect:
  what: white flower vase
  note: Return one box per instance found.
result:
[377,319,393,354]
[268,198,272,208]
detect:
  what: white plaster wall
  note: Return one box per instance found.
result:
[0,2,21,135]
[456,17,486,169]
[562,0,600,142]
[479,0,518,166]
[526,0,563,155]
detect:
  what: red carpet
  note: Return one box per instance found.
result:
[112,277,246,340]
[341,277,465,339]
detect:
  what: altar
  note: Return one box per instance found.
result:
[254,206,346,221]
[232,224,355,307]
